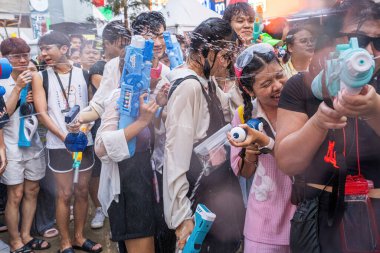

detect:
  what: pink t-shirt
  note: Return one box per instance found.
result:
[230,100,295,245]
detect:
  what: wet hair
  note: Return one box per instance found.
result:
[102,20,131,44]
[238,50,277,122]
[222,2,255,23]
[132,11,166,36]
[38,30,71,48]
[262,17,288,40]
[282,27,313,64]
[189,17,234,79]
[340,0,380,30]
[0,37,30,56]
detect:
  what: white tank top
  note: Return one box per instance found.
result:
[42,67,93,149]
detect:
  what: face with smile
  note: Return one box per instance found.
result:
[246,61,287,109]
[230,14,254,45]
[288,29,316,59]
[141,26,166,59]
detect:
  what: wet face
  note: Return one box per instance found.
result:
[340,19,380,74]
[230,14,254,45]
[71,38,82,50]
[6,51,30,72]
[250,61,287,109]
[39,44,68,66]
[288,30,316,59]
[142,25,166,59]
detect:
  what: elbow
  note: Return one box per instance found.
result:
[275,145,306,176]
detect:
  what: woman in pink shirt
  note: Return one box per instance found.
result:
[229,44,295,253]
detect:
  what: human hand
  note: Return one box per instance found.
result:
[227,124,268,148]
[333,85,380,118]
[311,102,347,130]
[26,90,33,103]
[138,93,159,125]
[156,83,170,106]
[16,70,32,89]
[0,144,7,176]
[176,219,194,250]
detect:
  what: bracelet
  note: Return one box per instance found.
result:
[244,157,258,167]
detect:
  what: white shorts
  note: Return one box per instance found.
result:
[244,239,290,253]
[1,155,46,185]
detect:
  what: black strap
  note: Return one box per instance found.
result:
[42,69,49,101]
[168,75,200,99]
[54,68,73,111]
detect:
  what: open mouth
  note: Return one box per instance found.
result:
[271,94,281,100]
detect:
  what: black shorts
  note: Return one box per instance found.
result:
[107,150,155,241]
[91,155,101,177]
[47,146,95,173]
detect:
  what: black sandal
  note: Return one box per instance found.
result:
[73,239,102,253]
[10,245,33,253]
[25,238,51,250]
[57,247,75,253]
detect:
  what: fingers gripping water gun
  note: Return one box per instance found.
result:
[163,31,184,69]
[117,35,154,158]
[311,37,375,100]
[182,204,216,253]
[0,58,12,129]
[230,118,264,143]
[64,105,88,183]
[18,84,38,147]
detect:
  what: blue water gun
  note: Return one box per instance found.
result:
[182,204,216,253]
[117,35,154,157]
[230,118,264,143]
[0,58,12,129]
[18,84,38,147]
[163,31,184,69]
[311,37,375,100]
[63,105,88,183]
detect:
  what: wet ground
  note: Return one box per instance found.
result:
[0,205,118,253]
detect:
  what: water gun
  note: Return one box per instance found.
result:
[0,58,12,129]
[182,204,216,253]
[63,105,88,183]
[230,118,263,143]
[117,35,154,157]
[18,84,38,147]
[163,31,184,69]
[252,5,263,43]
[311,37,375,100]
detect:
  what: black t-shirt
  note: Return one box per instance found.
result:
[89,60,106,77]
[279,73,380,194]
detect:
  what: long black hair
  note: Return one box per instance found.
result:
[238,50,277,123]
[189,17,234,80]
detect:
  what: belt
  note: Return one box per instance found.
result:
[308,183,380,199]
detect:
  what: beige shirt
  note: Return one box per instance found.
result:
[163,68,231,229]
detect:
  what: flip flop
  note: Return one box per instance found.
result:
[25,238,51,250]
[57,247,74,253]
[73,239,102,253]
[10,244,33,253]
[42,228,59,238]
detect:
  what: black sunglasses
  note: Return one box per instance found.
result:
[341,33,380,51]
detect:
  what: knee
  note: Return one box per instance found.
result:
[74,184,89,199]
[8,188,24,205]
[57,188,73,205]
[24,184,40,200]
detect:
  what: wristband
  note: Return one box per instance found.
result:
[150,63,162,79]
[259,137,275,154]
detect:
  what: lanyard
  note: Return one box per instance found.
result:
[54,68,73,111]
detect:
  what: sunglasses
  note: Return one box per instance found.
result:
[341,33,380,51]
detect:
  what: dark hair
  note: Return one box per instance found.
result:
[341,0,380,30]
[79,39,102,53]
[175,34,187,46]
[132,11,166,36]
[262,17,288,40]
[282,27,313,64]
[69,34,84,42]
[189,17,234,79]
[0,38,30,56]
[102,20,131,43]
[239,50,277,122]
[38,31,71,48]
[223,2,255,23]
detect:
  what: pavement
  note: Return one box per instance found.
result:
[0,205,118,253]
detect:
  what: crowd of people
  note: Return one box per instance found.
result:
[0,0,379,253]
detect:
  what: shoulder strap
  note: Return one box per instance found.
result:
[42,69,49,102]
[168,75,200,99]
[82,69,90,87]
